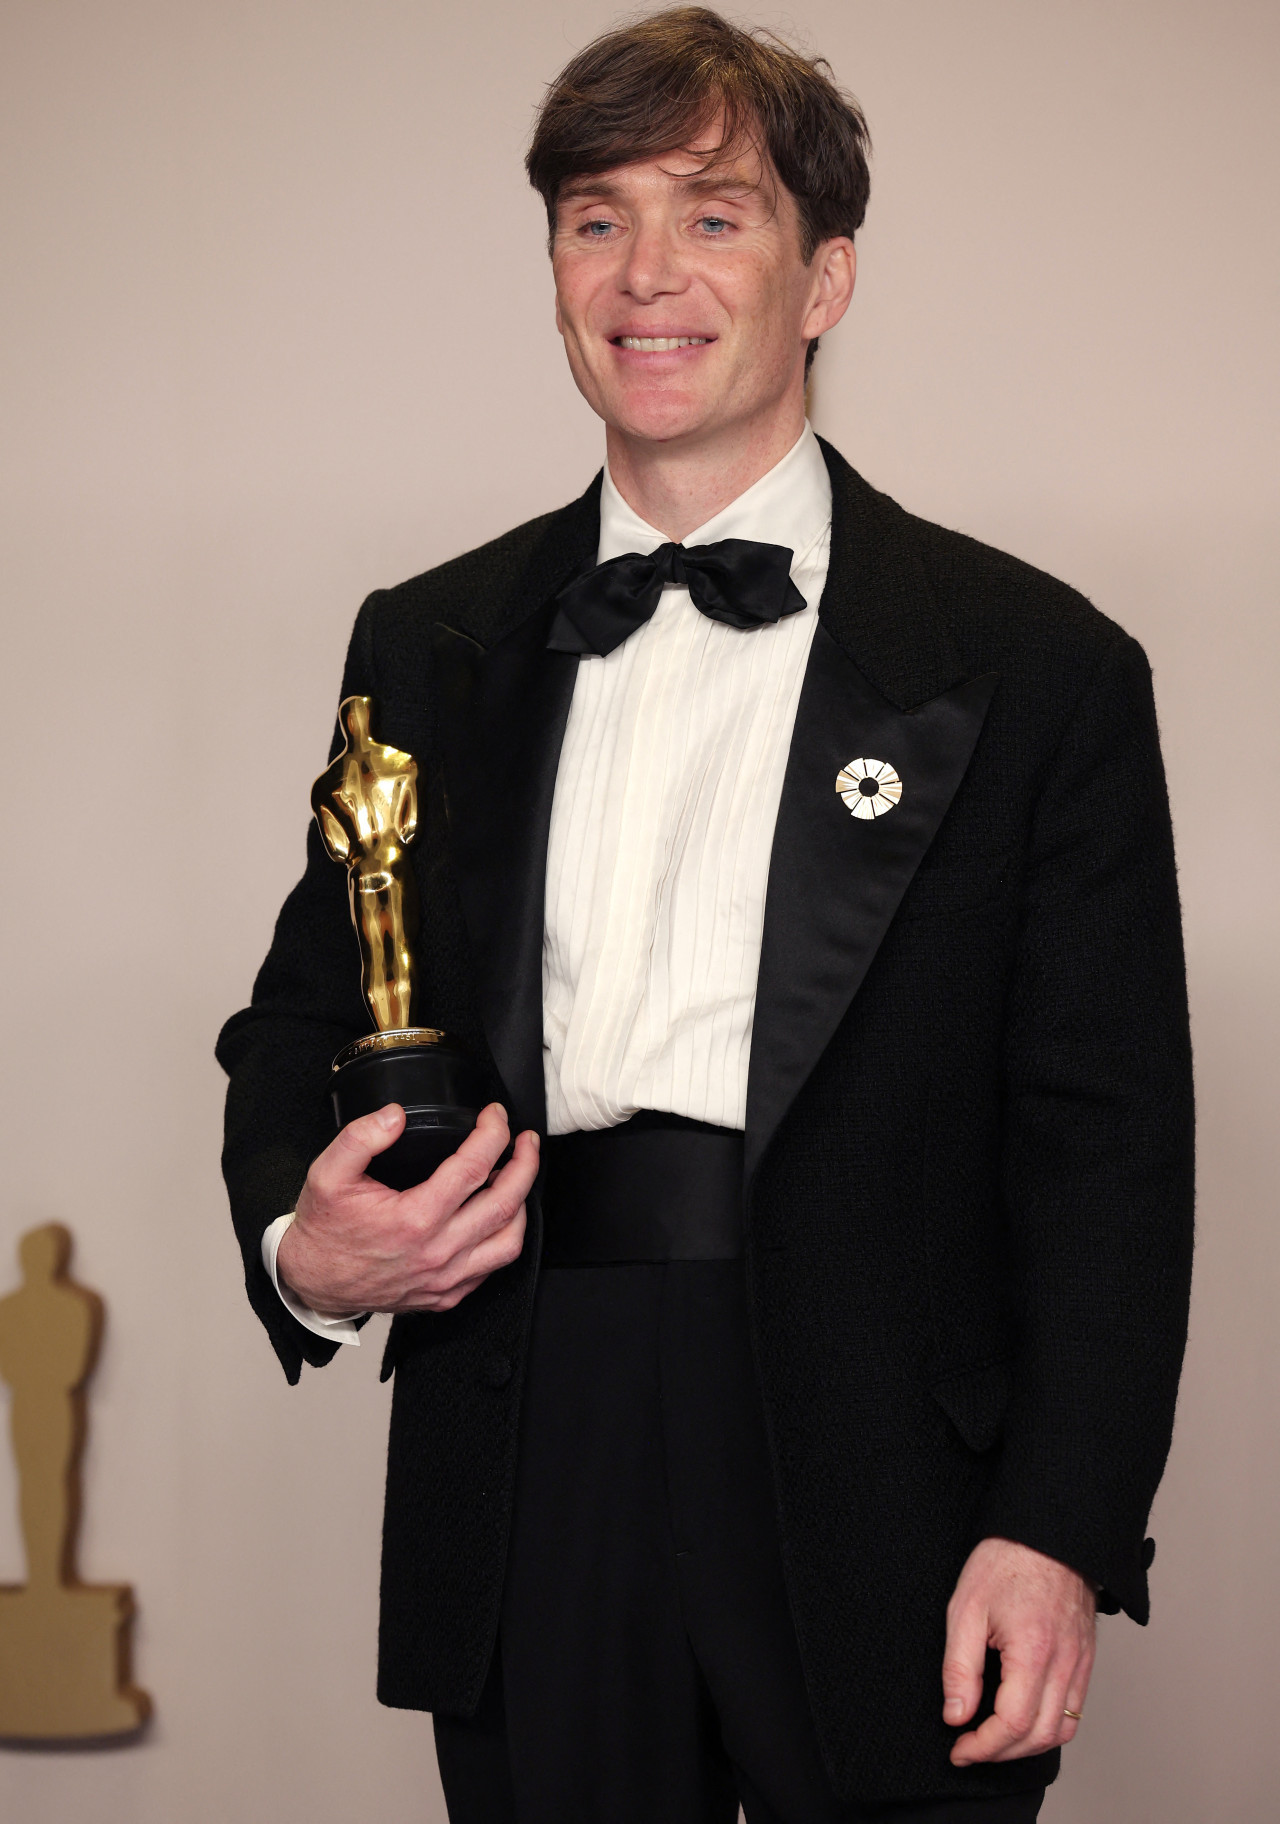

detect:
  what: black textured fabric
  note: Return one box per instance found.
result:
[547,536,807,655]
[216,441,1194,1805]
[434,1259,1046,1824]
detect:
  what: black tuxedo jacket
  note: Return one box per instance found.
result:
[217,441,1193,1804]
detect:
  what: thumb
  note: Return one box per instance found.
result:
[942,1597,988,1728]
[331,1103,406,1178]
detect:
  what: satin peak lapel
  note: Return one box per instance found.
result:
[744,444,998,1182]
[432,612,580,1136]
[746,629,996,1180]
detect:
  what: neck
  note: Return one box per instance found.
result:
[604,394,809,543]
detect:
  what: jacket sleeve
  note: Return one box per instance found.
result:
[976,632,1194,1621]
[215,596,384,1383]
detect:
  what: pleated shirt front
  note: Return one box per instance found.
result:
[542,425,832,1135]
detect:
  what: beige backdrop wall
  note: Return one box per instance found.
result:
[1,2,1276,1820]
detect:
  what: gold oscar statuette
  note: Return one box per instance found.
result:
[0,1225,150,1743]
[312,696,483,1188]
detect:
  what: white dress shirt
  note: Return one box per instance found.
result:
[266,424,833,1341]
[543,424,830,1133]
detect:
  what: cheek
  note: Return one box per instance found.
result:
[554,276,610,365]
[551,260,587,332]
[715,255,795,344]
[733,285,800,373]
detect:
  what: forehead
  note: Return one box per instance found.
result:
[556,131,780,210]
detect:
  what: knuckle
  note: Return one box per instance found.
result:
[468,1187,509,1235]
[1012,1626,1055,1668]
[307,1161,334,1199]
[471,1188,503,1226]
[998,1700,1035,1737]
[490,1191,521,1229]
[447,1160,487,1202]
[417,1237,455,1277]
[333,1122,367,1157]
[462,1159,496,1195]
[444,1156,476,1193]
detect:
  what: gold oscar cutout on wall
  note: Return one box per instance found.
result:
[0,1224,150,1742]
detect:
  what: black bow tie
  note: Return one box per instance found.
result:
[547,538,807,657]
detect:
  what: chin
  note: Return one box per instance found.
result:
[603,386,718,446]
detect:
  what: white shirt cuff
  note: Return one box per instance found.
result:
[261,1212,364,1345]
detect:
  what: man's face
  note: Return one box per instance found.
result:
[551,129,850,449]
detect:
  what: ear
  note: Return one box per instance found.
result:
[802,239,856,341]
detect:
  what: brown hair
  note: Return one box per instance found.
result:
[526,8,870,370]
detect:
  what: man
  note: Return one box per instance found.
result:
[217,11,1193,1822]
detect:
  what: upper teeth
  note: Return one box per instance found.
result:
[618,336,708,351]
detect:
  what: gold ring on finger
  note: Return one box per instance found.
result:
[1063,1708,1084,1721]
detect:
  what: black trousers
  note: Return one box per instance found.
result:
[433,1261,1045,1824]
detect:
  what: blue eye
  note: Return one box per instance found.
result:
[584,220,614,237]
[699,216,729,234]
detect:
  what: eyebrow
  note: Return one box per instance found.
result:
[557,171,764,208]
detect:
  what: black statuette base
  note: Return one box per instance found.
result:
[330,1035,485,1192]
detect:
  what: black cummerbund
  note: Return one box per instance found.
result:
[540,1111,745,1266]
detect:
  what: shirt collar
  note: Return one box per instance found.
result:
[597,423,832,570]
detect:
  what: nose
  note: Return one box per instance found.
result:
[617,220,687,303]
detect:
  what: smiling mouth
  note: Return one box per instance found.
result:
[612,335,713,351]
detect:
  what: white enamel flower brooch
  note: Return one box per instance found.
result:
[836,757,903,820]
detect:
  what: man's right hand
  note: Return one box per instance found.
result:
[276,1102,539,1316]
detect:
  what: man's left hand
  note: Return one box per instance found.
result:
[943,1536,1096,1765]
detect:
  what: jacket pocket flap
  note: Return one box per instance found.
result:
[932,1360,1012,1452]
